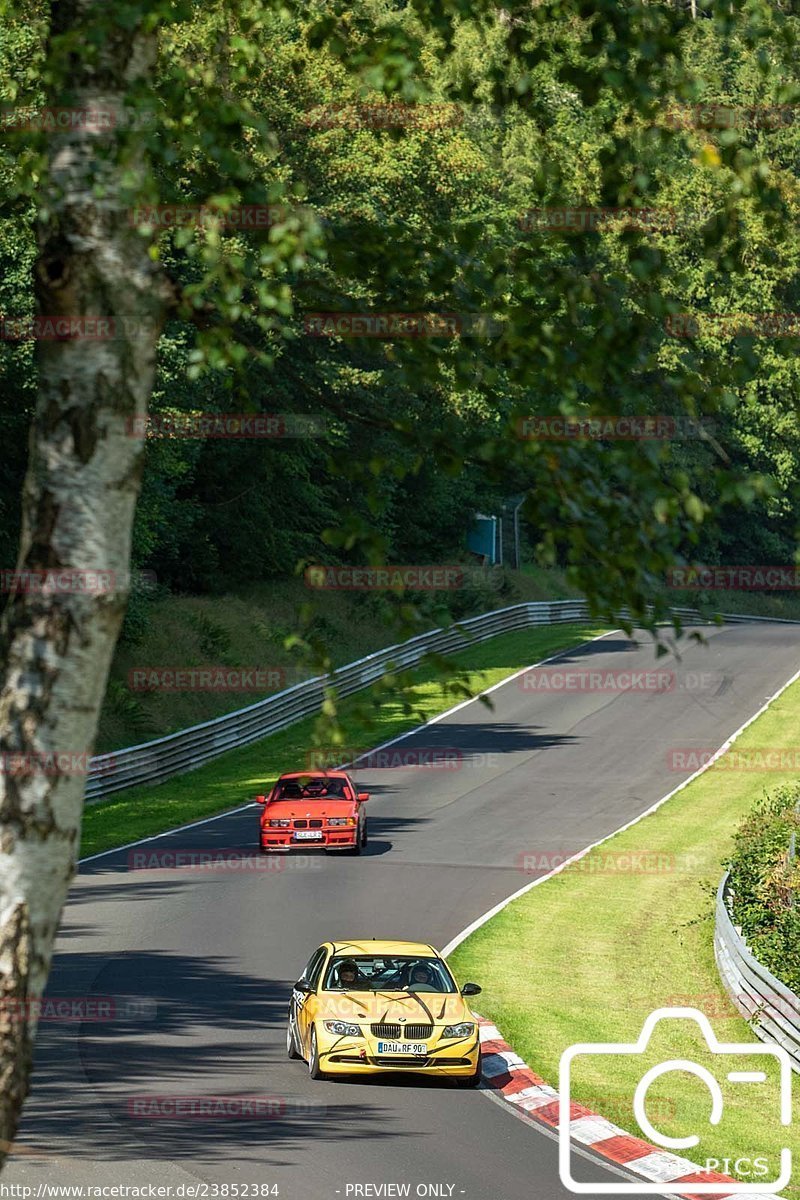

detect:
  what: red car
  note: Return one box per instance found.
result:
[257,771,370,854]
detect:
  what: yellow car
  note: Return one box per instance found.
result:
[286,939,483,1086]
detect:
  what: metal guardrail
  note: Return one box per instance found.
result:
[86,598,796,802]
[87,599,582,799]
[714,872,800,1072]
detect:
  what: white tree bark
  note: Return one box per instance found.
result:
[0,0,170,1166]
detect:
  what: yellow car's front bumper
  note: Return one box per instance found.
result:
[315,1025,481,1076]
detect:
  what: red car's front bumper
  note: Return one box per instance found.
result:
[260,826,358,851]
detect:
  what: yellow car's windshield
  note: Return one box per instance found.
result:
[323,955,456,993]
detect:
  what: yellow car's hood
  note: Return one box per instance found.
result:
[317,990,472,1024]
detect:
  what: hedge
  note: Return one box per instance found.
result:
[726,784,800,995]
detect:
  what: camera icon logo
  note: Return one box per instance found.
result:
[558,1007,792,1194]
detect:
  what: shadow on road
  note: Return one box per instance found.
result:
[18,950,401,1162]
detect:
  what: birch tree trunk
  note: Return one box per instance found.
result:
[0,0,169,1166]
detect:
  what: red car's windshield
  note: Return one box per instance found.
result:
[275,779,349,800]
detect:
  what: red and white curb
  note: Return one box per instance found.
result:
[475,1017,783,1200]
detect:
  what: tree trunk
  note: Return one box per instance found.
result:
[0,0,168,1167]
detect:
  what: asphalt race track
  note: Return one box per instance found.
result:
[6,623,800,1200]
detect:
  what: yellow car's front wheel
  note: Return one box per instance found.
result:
[286,1019,301,1060]
[308,1027,329,1081]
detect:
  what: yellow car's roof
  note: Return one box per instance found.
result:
[330,939,439,957]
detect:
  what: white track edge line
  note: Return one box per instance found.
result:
[477,1084,681,1197]
[79,627,618,864]
[455,655,800,1188]
[337,628,620,768]
[442,658,800,956]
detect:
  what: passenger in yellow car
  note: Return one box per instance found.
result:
[406,962,437,992]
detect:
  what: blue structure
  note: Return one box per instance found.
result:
[467,514,500,564]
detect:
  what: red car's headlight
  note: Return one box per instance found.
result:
[268,819,291,828]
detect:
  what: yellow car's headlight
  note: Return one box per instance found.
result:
[441,1022,475,1038]
[324,1020,361,1036]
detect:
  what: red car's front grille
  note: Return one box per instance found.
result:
[293,819,307,829]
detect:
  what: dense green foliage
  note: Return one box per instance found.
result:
[1,0,798,652]
[726,784,800,994]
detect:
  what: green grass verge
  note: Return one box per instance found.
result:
[81,622,606,859]
[451,672,800,1198]
[670,587,800,623]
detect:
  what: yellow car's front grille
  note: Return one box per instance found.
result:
[370,1023,434,1040]
[371,1023,401,1039]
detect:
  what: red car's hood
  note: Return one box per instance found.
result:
[261,799,355,820]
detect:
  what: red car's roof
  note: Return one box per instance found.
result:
[277,771,349,781]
